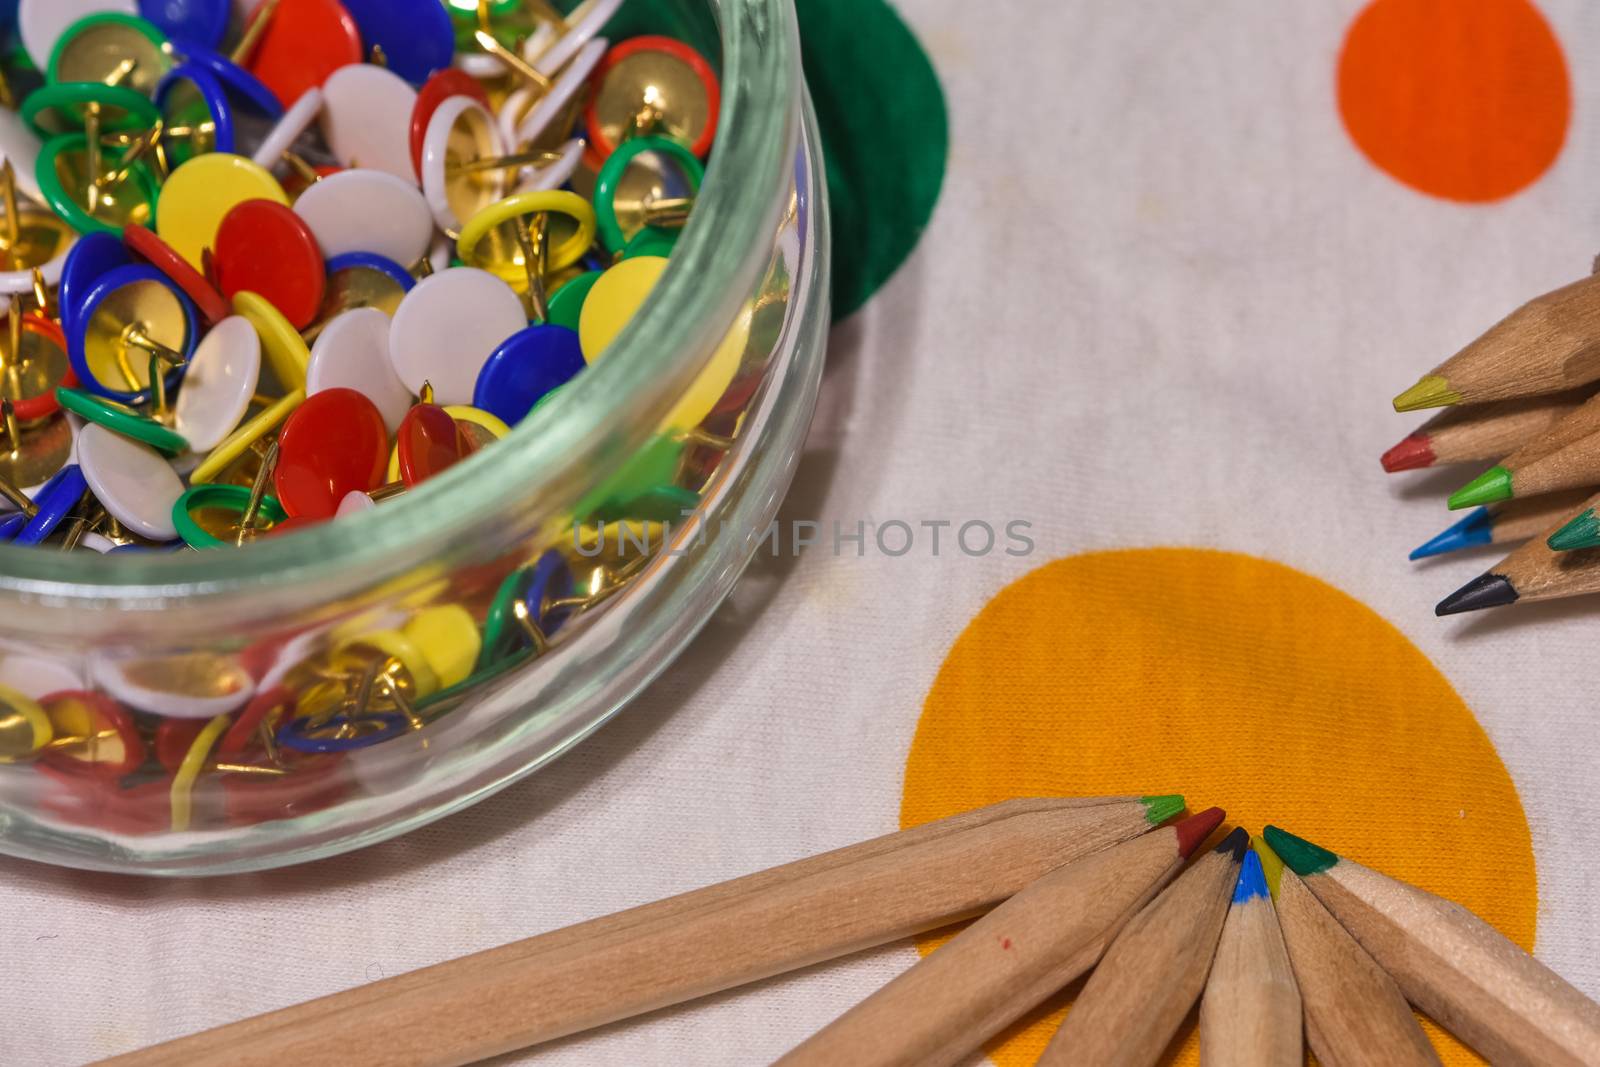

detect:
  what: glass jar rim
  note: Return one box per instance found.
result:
[0,0,801,616]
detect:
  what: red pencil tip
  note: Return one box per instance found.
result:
[1174,807,1225,858]
[1381,434,1435,473]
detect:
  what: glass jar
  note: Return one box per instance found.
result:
[0,0,830,874]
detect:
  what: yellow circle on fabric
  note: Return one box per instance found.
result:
[901,548,1535,1067]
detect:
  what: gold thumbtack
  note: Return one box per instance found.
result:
[476,0,553,95]
[509,597,550,655]
[120,323,187,423]
[0,160,20,271]
[0,466,37,517]
[511,210,550,321]
[370,44,388,68]
[236,439,279,546]
[640,195,694,228]
[281,150,323,188]
[94,119,164,191]
[232,0,281,65]
[30,268,52,322]
[446,147,567,178]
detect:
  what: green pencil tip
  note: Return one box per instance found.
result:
[1140,795,1185,825]
[1548,509,1600,552]
[1392,374,1461,412]
[1448,466,1513,510]
[1262,826,1339,877]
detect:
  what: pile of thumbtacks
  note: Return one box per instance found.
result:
[108,797,1600,1065]
[0,0,722,551]
[1385,260,1600,615]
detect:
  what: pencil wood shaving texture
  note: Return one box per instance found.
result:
[1481,490,1598,544]
[95,796,1169,1067]
[1274,867,1441,1066]
[1198,854,1301,1066]
[1296,854,1600,1066]
[774,817,1210,1067]
[1402,272,1600,407]
[1036,828,1245,1065]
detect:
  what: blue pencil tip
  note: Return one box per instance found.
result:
[1409,507,1494,561]
[1233,849,1268,904]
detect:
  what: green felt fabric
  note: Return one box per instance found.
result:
[566,0,948,320]
[795,0,946,320]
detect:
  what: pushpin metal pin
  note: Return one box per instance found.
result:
[236,440,279,545]
[233,0,282,65]
[511,211,550,321]
[476,0,554,95]
[121,324,187,423]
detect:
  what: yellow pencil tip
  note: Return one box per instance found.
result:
[1392,375,1461,412]
[1251,835,1285,901]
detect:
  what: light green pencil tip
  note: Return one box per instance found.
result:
[1448,466,1513,510]
[1140,795,1185,825]
[1548,509,1600,552]
[1262,826,1339,877]
[1393,374,1461,412]
[1251,835,1285,901]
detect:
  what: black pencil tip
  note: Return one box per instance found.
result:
[1214,826,1248,861]
[1436,572,1518,616]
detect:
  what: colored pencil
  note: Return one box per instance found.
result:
[100,795,1184,1067]
[1393,272,1600,411]
[1266,827,1600,1067]
[1435,489,1600,614]
[1382,388,1594,472]
[1410,490,1596,560]
[1448,392,1600,507]
[1198,848,1303,1066]
[776,808,1226,1067]
[1268,846,1442,1065]
[1548,500,1600,551]
[1036,827,1246,1065]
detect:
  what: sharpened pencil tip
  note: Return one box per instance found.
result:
[1435,571,1519,616]
[1410,507,1494,560]
[1393,375,1461,412]
[1448,466,1513,510]
[1140,795,1185,826]
[1381,434,1435,473]
[1215,826,1248,861]
[1233,849,1268,904]
[1175,807,1225,858]
[1263,826,1339,877]
[1548,508,1600,552]
[1251,835,1285,901]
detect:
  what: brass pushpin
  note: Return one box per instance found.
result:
[511,211,550,321]
[509,597,550,655]
[30,268,51,322]
[235,439,279,546]
[0,465,38,516]
[94,119,164,191]
[121,323,186,423]
[476,0,553,95]
[232,0,281,65]
[446,147,568,178]
[0,159,20,269]
[640,195,694,228]
[419,380,435,405]
[58,513,88,551]
[370,44,388,68]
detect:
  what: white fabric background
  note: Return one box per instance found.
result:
[8,2,1600,1063]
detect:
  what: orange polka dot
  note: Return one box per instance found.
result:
[902,549,1534,1066]
[1338,0,1569,202]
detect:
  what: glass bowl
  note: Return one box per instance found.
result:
[0,0,830,874]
